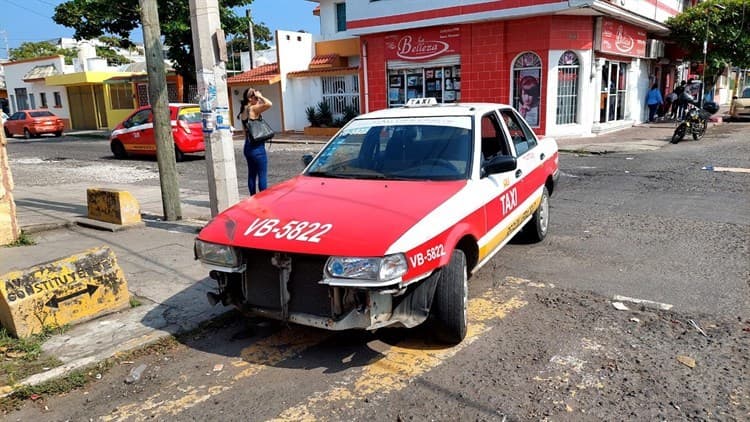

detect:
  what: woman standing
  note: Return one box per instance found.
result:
[645,83,663,123]
[239,88,273,195]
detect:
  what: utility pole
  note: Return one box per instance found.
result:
[246,9,255,70]
[139,0,181,221]
[190,0,239,216]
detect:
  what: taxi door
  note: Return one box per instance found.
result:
[476,110,520,260]
[124,108,155,154]
[499,108,544,225]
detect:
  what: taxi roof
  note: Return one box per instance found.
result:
[356,102,513,120]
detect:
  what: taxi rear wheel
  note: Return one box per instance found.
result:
[431,249,468,344]
[3,127,10,138]
[523,186,549,242]
[23,128,32,139]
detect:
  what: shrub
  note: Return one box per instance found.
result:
[305,106,319,127]
[316,101,334,127]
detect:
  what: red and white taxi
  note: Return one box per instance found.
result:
[195,98,559,343]
[109,103,204,162]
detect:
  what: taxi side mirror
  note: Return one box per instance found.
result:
[482,155,517,176]
[302,154,314,167]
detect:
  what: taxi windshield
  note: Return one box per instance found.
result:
[306,116,473,181]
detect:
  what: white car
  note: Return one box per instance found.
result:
[729,87,750,120]
[195,98,560,343]
[1,112,8,125]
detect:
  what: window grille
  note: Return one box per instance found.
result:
[556,51,579,125]
[322,75,360,119]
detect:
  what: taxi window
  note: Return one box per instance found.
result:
[500,109,537,156]
[480,112,510,160]
[307,117,472,181]
[125,109,151,128]
[178,107,202,123]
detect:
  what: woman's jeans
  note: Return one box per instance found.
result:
[243,140,267,195]
[648,104,659,122]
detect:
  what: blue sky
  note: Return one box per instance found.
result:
[1,0,320,59]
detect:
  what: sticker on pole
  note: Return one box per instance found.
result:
[0,246,130,338]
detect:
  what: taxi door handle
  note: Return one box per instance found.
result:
[540,153,546,160]
[515,169,523,178]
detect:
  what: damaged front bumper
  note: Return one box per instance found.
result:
[205,251,440,332]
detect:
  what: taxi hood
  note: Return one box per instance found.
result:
[198,175,466,256]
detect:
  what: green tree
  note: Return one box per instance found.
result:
[9,41,78,65]
[667,0,750,92]
[53,0,273,99]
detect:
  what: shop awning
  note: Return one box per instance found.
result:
[23,64,61,82]
[565,0,670,36]
[227,63,280,85]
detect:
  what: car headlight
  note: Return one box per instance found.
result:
[325,254,408,281]
[194,239,243,271]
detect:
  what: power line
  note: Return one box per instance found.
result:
[6,0,55,19]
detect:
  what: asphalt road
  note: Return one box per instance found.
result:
[3,125,749,419]
[6,126,749,317]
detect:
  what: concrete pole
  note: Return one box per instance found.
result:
[140,0,182,221]
[190,0,239,216]
[0,128,19,245]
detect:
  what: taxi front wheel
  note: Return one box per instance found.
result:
[431,249,468,344]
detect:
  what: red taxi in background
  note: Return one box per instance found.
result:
[109,103,204,162]
[195,98,559,343]
[4,110,65,139]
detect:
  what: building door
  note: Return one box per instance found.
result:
[93,85,107,129]
[600,60,628,123]
[67,86,98,130]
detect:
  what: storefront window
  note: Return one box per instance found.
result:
[556,51,579,125]
[512,52,542,128]
[387,65,461,107]
[600,60,628,122]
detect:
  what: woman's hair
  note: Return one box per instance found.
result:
[519,76,540,106]
[240,88,255,108]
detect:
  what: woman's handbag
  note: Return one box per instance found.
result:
[244,116,275,144]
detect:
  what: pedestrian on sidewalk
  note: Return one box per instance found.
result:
[645,83,663,123]
[239,88,273,195]
[665,90,678,119]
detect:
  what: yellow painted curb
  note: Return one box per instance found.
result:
[0,246,130,338]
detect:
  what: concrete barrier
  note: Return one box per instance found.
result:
[0,246,130,338]
[86,188,142,226]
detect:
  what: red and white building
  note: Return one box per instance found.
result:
[346,0,683,137]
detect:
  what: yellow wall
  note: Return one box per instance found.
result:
[315,38,360,57]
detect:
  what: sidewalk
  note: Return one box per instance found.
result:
[0,117,726,392]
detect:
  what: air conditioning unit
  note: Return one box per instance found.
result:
[646,39,665,59]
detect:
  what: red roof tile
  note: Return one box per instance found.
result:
[227,63,280,85]
[309,54,339,67]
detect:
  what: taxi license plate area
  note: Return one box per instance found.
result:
[241,249,331,316]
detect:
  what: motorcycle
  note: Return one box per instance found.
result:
[671,100,718,144]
